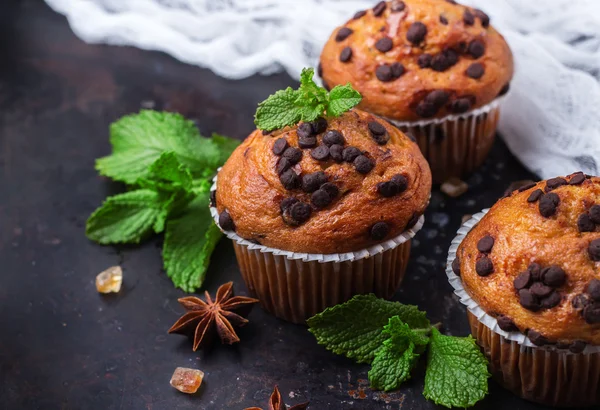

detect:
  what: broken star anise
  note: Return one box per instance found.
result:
[168,281,259,351]
[245,386,309,410]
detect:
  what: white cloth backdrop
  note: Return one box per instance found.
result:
[44,0,600,178]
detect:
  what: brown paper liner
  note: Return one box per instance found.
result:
[392,105,500,184]
[232,240,411,324]
[468,311,600,407]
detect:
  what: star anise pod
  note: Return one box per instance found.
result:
[245,386,309,410]
[168,281,258,351]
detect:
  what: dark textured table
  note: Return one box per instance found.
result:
[0,2,569,409]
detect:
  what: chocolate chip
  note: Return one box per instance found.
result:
[569,172,586,185]
[272,138,289,156]
[497,315,518,332]
[572,294,589,310]
[545,177,567,192]
[219,211,235,231]
[445,0,457,4]
[406,22,427,45]
[372,1,386,16]
[276,157,291,175]
[587,279,600,301]
[406,213,420,230]
[323,130,345,146]
[282,147,302,164]
[311,117,328,134]
[340,47,353,62]
[290,202,311,224]
[371,222,390,240]
[463,10,475,25]
[317,62,323,78]
[353,10,367,19]
[280,197,298,213]
[301,171,327,193]
[392,174,408,192]
[475,257,494,276]
[539,192,559,217]
[590,205,600,223]
[279,169,300,190]
[320,182,339,199]
[368,121,390,145]
[311,189,333,209]
[542,265,566,288]
[528,263,542,281]
[329,144,344,162]
[311,145,330,161]
[375,37,393,53]
[262,129,272,135]
[375,64,393,82]
[391,0,405,12]
[527,330,548,346]
[583,302,600,324]
[498,83,510,96]
[588,239,600,261]
[418,54,432,68]
[477,235,495,253]
[452,256,461,276]
[540,291,562,309]
[425,90,450,108]
[297,123,314,139]
[431,53,450,72]
[443,49,458,66]
[530,282,553,298]
[517,182,536,192]
[468,40,485,58]
[578,214,595,232]
[210,191,217,208]
[513,271,531,290]
[474,9,490,27]
[377,181,400,197]
[466,63,485,79]
[342,146,361,162]
[335,27,353,42]
[298,135,317,149]
[519,289,540,311]
[439,15,448,25]
[569,340,586,354]
[450,98,472,114]
[527,189,543,202]
[354,155,374,174]
[390,62,405,78]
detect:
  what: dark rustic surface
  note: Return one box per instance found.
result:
[0,2,572,410]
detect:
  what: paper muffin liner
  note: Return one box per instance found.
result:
[209,175,423,323]
[447,209,600,407]
[388,96,505,184]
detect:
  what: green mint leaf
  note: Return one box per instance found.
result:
[96,110,223,184]
[86,189,169,244]
[139,151,193,192]
[254,87,303,131]
[327,84,362,117]
[369,316,431,391]
[423,328,490,408]
[299,67,329,105]
[307,294,430,363]
[163,192,222,292]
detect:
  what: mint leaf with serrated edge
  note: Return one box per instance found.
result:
[86,189,170,244]
[423,328,490,408]
[307,294,430,363]
[369,316,431,391]
[138,151,193,192]
[254,67,361,130]
[327,84,362,117]
[163,192,222,292]
[96,110,239,184]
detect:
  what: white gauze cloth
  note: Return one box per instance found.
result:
[44,0,600,178]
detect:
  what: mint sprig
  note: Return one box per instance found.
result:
[87,110,240,291]
[307,294,490,408]
[254,68,361,131]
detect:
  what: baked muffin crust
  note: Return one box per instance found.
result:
[456,173,600,347]
[215,109,431,254]
[320,0,513,121]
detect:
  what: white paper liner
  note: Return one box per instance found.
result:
[209,172,424,263]
[447,209,600,353]
[387,95,507,128]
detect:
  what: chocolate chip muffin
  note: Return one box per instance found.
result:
[212,109,432,323]
[319,0,513,182]
[448,172,600,407]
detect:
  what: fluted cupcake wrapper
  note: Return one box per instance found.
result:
[210,174,423,323]
[447,209,600,407]
[388,96,505,184]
